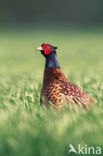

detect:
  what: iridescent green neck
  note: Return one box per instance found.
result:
[45,53,60,68]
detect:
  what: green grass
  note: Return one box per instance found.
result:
[0,28,103,156]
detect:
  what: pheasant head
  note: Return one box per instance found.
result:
[36,43,60,68]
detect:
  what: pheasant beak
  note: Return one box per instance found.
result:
[36,46,43,51]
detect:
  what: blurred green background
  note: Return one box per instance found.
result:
[0,1,103,156]
[0,0,103,27]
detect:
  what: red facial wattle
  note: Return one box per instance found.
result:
[42,44,52,55]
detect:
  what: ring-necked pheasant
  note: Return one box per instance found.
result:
[36,43,94,109]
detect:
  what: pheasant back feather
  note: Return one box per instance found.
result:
[40,67,94,109]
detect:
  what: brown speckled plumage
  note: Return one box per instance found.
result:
[40,67,94,109]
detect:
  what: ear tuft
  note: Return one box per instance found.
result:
[54,46,58,49]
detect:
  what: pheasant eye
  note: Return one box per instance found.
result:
[42,44,52,55]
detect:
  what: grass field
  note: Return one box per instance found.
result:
[0,28,103,156]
